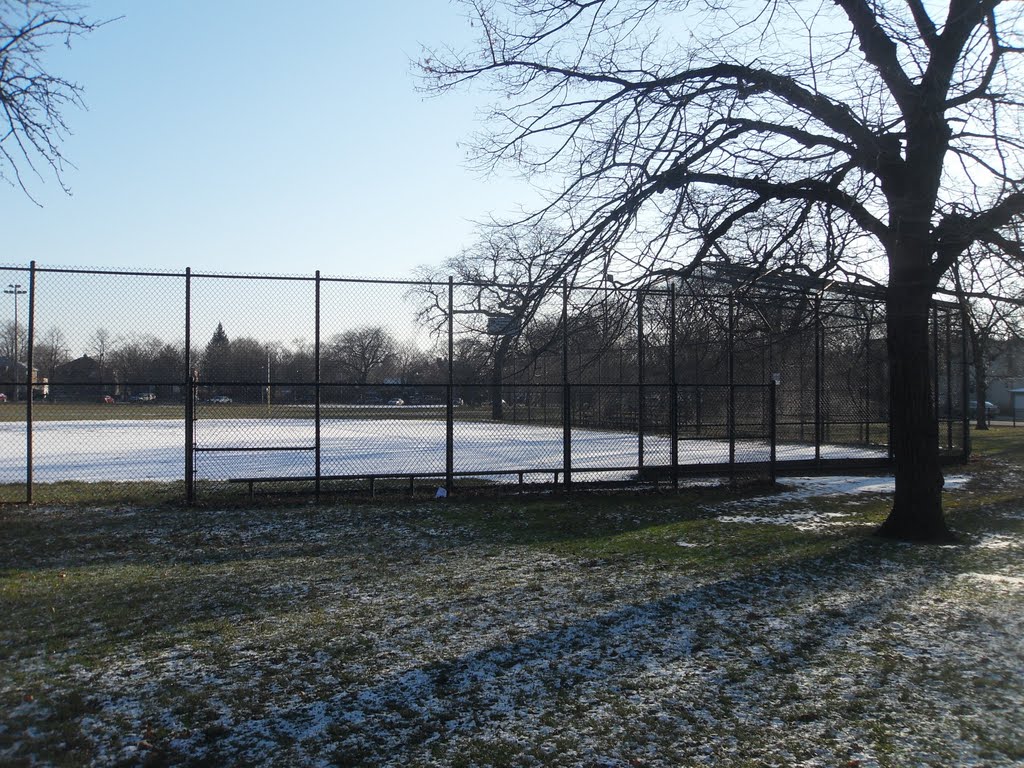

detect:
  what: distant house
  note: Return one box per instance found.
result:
[0,356,44,400]
[0,355,25,383]
[984,337,1024,412]
[51,355,118,401]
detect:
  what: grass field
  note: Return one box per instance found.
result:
[1,429,1022,766]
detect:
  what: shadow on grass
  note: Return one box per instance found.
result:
[4,473,1019,765]
[76,537,998,765]
[0,483,866,669]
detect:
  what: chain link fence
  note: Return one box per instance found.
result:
[0,262,969,503]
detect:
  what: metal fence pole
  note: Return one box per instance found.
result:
[637,288,645,473]
[961,311,971,459]
[562,279,571,489]
[769,376,778,484]
[864,310,872,444]
[315,270,322,501]
[446,276,454,493]
[798,338,806,442]
[932,305,940,428]
[728,292,736,482]
[184,267,194,505]
[669,283,679,490]
[26,261,36,503]
[695,338,703,437]
[814,293,822,464]
[945,310,953,449]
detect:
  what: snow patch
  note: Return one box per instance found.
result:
[0,418,890,484]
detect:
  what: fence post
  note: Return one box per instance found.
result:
[943,310,953,449]
[864,309,871,445]
[184,267,194,505]
[769,374,778,485]
[447,276,454,493]
[315,270,322,501]
[695,338,703,437]
[669,282,679,490]
[26,261,36,504]
[728,292,736,483]
[637,288,645,474]
[932,305,940,429]
[562,279,571,489]
[961,311,971,459]
[814,293,822,464]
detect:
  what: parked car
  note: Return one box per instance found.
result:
[209,395,232,404]
[387,398,405,406]
[968,400,999,418]
[130,393,157,402]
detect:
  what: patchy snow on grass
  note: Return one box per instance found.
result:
[710,474,971,531]
[973,533,1021,550]
[716,509,852,531]
[959,572,1024,590]
[2,470,1021,767]
[726,473,967,507]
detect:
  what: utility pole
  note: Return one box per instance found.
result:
[5,284,27,401]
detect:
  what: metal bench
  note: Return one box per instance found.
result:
[226,465,647,499]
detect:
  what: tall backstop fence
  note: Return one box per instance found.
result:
[0,262,969,503]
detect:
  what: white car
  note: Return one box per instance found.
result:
[968,400,999,418]
[210,395,233,404]
[387,398,405,406]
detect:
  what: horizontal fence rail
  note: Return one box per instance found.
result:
[0,262,970,503]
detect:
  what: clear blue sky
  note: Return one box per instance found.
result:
[4,0,531,277]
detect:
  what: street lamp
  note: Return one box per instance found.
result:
[5,284,27,401]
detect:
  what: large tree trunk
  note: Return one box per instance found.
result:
[491,355,505,421]
[876,278,954,542]
[491,334,517,421]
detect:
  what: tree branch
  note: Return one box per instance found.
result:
[832,0,918,114]
[655,167,891,245]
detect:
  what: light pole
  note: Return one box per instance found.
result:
[5,284,27,401]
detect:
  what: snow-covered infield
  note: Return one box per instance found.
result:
[1,472,1021,766]
[0,418,888,484]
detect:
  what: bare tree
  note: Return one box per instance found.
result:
[950,240,1024,428]
[324,327,397,386]
[33,325,70,379]
[88,327,114,367]
[230,336,271,403]
[416,223,572,419]
[1,319,25,360]
[1,1,106,199]
[422,0,1024,541]
[108,334,166,394]
[391,343,440,387]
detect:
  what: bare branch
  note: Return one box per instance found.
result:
[0,1,109,201]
